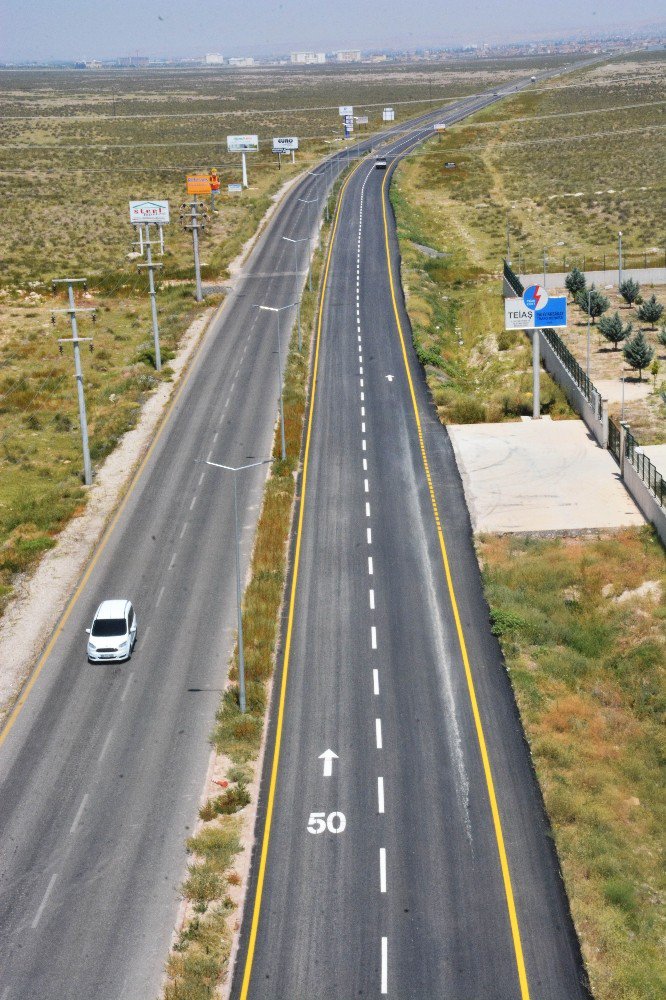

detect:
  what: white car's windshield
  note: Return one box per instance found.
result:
[92,618,126,637]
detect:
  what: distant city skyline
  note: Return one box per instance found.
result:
[1,0,665,63]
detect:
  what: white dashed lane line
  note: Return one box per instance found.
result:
[371,626,377,650]
[31,874,58,930]
[378,776,385,813]
[375,719,383,749]
[69,793,89,835]
[98,727,114,764]
[379,848,387,893]
[373,668,380,696]
[381,937,388,995]
[179,522,188,540]
[368,556,373,575]
[120,672,134,703]
[369,588,375,609]
[367,528,372,545]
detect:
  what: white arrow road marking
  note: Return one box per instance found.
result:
[385,374,394,382]
[318,749,339,777]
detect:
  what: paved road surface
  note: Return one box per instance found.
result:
[231,85,590,999]
[0,88,529,1000]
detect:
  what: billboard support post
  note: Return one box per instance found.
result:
[136,223,163,370]
[532,329,540,419]
[180,200,207,302]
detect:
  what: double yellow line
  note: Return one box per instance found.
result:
[240,133,531,997]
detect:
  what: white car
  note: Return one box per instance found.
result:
[86,599,137,662]
[375,157,387,169]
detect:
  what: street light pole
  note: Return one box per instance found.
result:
[282,236,308,350]
[618,230,623,288]
[586,288,591,378]
[255,303,298,460]
[205,458,272,714]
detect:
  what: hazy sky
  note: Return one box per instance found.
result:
[1,0,664,62]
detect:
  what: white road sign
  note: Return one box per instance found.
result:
[355,115,369,125]
[227,134,259,152]
[382,107,395,122]
[129,200,170,224]
[339,105,353,116]
[272,136,299,151]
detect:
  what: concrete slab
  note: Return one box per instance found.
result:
[448,419,646,534]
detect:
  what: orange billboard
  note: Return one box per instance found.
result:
[186,174,212,195]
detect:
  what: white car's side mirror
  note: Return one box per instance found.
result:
[85,628,91,634]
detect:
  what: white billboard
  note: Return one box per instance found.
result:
[355,115,369,125]
[338,105,353,116]
[272,136,299,151]
[382,107,395,122]
[227,134,259,152]
[129,200,170,224]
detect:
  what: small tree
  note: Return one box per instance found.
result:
[651,358,660,388]
[598,311,632,350]
[575,284,610,324]
[637,294,664,330]
[565,266,586,299]
[658,326,666,348]
[619,277,640,306]
[623,329,655,381]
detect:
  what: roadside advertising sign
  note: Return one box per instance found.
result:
[338,105,353,116]
[434,123,447,132]
[344,114,354,137]
[355,115,369,125]
[186,174,212,195]
[382,107,395,122]
[272,136,299,152]
[227,134,259,153]
[208,169,220,191]
[228,182,243,193]
[505,285,567,330]
[129,200,170,224]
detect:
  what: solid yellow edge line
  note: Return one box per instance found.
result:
[380,156,531,1000]
[239,159,364,1000]
[0,302,225,752]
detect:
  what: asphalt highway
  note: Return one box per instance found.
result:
[0,74,587,1000]
[230,85,591,998]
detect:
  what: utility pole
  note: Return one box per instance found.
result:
[51,278,95,486]
[586,288,592,378]
[205,458,272,714]
[542,247,548,289]
[506,214,511,265]
[618,230,623,288]
[179,199,207,302]
[136,222,163,370]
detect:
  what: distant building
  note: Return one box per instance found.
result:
[205,53,225,65]
[290,51,326,65]
[228,56,255,67]
[115,55,150,67]
[335,49,361,62]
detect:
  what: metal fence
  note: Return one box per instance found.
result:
[608,418,621,463]
[626,427,665,507]
[542,330,597,409]
[503,259,524,296]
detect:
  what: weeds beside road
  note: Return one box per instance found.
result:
[480,528,665,1000]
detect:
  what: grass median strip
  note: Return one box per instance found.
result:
[162,179,341,1000]
[479,527,665,1000]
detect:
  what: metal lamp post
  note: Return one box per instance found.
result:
[586,288,592,378]
[308,170,329,222]
[255,303,298,460]
[298,195,319,286]
[282,236,308,350]
[205,458,272,714]
[618,231,623,288]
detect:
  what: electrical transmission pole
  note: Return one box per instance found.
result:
[179,199,208,302]
[51,278,96,486]
[136,222,163,370]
